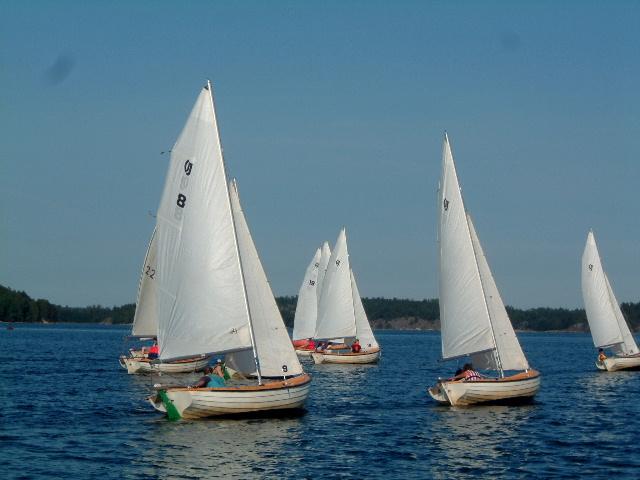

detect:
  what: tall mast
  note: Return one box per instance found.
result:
[207,80,263,384]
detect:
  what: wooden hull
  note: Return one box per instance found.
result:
[148,373,312,420]
[311,348,380,364]
[428,370,540,406]
[598,355,640,372]
[120,355,212,375]
[295,348,314,358]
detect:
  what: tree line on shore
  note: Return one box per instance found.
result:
[3,283,640,332]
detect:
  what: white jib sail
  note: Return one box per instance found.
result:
[468,214,529,371]
[315,228,357,340]
[227,180,303,377]
[131,228,158,338]
[155,84,253,361]
[316,241,332,304]
[582,231,639,354]
[292,248,321,341]
[438,133,495,361]
[350,269,378,350]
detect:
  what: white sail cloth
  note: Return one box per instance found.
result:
[582,231,639,355]
[350,270,379,350]
[315,228,358,340]
[316,241,332,304]
[438,134,495,361]
[468,215,528,371]
[131,228,158,338]
[292,248,321,341]
[155,85,253,361]
[226,180,303,377]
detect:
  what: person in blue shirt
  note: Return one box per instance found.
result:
[191,363,226,388]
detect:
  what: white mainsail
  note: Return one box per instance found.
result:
[292,248,321,341]
[350,269,379,350]
[468,214,528,371]
[315,228,357,340]
[155,84,253,361]
[581,231,639,355]
[438,134,495,361]
[316,241,332,303]
[131,228,158,338]
[227,180,304,377]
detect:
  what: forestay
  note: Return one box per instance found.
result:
[226,180,303,377]
[468,214,528,371]
[155,84,253,361]
[131,228,158,338]
[582,231,639,355]
[292,248,321,341]
[315,228,357,340]
[350,270,379,350]
[438,134,495,361]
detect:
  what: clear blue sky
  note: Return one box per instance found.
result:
[2,1,639,309]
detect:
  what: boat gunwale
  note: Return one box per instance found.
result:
[313,346,381,357]
[438,369,540,385]
[164,373,312,393]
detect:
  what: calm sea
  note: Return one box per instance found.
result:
[1,324,639,479]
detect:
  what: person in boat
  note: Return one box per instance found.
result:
[147,341,159,360]
[316,341,328,352]
[191,363,226,388]
[451,363,482,382]
[351,338,361,353]
[598,348,607,362]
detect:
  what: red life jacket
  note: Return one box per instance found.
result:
[351,343,361,353]
[149,345,159,355]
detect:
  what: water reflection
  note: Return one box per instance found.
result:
[427,404,536,478]
[131,416,304,478]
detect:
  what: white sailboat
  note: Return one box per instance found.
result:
[292,241,332,357]
[291,248,321,357]
[147,82,311,419]
[428,134,540,406]
[311,228,380,364]
[119,228,212,374]
[582,230,640,371]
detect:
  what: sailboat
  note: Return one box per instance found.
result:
[147,82,311,419]
[582,230,640,371]
[428,134,540,406]
[291,247,321,356]
[311,228,381,364]
[119,228,212,374]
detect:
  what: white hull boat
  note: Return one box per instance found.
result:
[145,83,310,419]
[428,370,540,406]
[311,348,380,364]
[428,134,539,406]
[597,355,640,372]
[149,373,311,420]
[295,348,314,358]
[119,355,211,375]
[582,231,640,371]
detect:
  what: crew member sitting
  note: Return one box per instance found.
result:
[351,338,361,353]
[451,363,482,382]
[147,341,159,359]
[598,348,607,362]
[191,363,226,388]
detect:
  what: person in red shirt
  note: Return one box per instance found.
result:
[148,341,159,359]
[351,338,361,353]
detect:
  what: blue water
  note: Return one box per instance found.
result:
[1,324,639,479]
